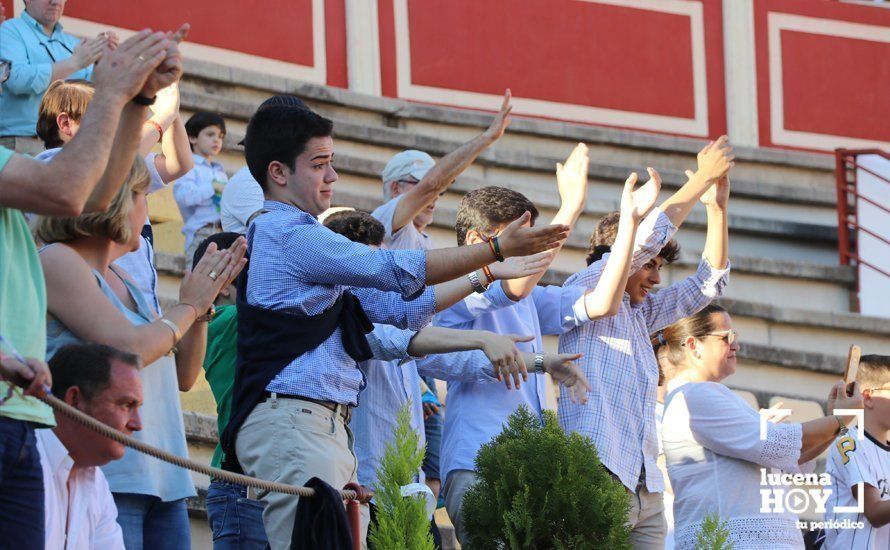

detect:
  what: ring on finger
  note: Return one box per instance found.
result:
[208,270,219,281]
[137,54,147,62]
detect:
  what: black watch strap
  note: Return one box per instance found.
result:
[132,94,156,106]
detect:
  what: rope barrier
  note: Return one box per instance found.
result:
[37,392,360,501]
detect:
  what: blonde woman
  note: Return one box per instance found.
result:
[659,304,863,549]
[36,156,245,549]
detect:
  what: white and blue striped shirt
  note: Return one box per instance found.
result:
[246,200,433,405]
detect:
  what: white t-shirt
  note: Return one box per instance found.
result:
[371,195,432,251]
[37,430,125,550]
[220,166,265,234]
[662,380,806,549]
[825,426,890,549]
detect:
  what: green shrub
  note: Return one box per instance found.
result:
[462,406,631,549]
[368,403,435,550]
[694,513,733,550]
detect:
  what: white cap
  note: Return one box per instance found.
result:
[381,150,435,183]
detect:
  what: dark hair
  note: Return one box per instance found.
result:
[454,186,539,246]
[48,343,141,401]
[185,112,227,150]
[36,79,95,149]
[324,210,385,246]
[661,304,728,364]
[585,211,680,265]
[192,231,242,270]
[237,95,310,146]
[244,105,333,189]
[858,355,890,388]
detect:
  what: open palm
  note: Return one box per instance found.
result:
[621,167,661,222]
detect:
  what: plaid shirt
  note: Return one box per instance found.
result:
[246,201,433,405]
[558,209,730,492]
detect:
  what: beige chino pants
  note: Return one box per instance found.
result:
[235,394,369,550]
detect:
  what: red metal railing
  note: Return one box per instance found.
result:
[835,149,890,297]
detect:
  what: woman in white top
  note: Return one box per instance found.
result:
[659,304,863,549]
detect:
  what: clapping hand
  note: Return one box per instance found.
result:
[72,34,109,70]
[694,135,734,183]
[620,167,661,222]
[697,173,730,211]
[140,24,189,99]
[556,143,589,213]
[92,30,169,102]
[482,89,512,143]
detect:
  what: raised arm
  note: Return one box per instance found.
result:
[799,381,863,464]
[502,142,589,300]
[389,90,512,232]
[0,31,172,215]
[582,169,660,319]
[700,174,730,270]
[660,136,734,228]
[141,83,193,182]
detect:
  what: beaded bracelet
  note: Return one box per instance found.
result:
[481,265,495,285]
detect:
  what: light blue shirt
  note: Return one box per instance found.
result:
[434,281,589,482]
[173,153,228,248]
[0,11,93,136]
[247,200,433,405]
[352,323,499,490]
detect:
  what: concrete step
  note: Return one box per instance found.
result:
[179,59,835,193]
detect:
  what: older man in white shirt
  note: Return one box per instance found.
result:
[39,343,143,550]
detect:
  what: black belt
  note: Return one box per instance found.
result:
[262,391,352,423]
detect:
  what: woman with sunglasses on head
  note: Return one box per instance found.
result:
[658,304,864,550]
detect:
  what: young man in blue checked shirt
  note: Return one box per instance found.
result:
[226,103,569,549]
[558,137,735,549]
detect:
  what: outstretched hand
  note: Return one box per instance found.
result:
[481,333,532,389]
[497,212,569,258]
[556,143,589,213]
[482,89,512,143]
[488,250,554,280]
[620,167,661,222]
[542,353,590,404]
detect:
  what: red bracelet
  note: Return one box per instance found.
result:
[482,265,495,284]
[145,120,163,143]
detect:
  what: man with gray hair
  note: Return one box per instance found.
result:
[371,90,512,251]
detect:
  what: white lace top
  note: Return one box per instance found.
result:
[661,380,806,549]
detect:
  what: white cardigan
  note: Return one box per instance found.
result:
[661,379,806,550]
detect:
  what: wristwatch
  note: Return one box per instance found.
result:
[534,352,545,373]
[468,270,488,294]
[834,415,849,436]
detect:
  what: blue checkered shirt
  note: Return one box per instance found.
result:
[557,209,731,492]
[246,201,433,405]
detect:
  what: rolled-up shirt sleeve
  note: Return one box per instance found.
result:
[355,286,436,331]
[434,281,517,328]
[366,323,416,363]
[0,25,53,95]
[532,284,589,335]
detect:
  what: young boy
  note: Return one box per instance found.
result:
[174,111,228,259]
[825,355,890,549]
[558,138,734,548]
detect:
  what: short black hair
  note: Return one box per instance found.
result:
[237,95,310,146]
[185,112,227,144]
[49,343,140,402]
[323,211,385,246]
[244,105,333,189]
[454,186,539,246]
[192,231,243,270]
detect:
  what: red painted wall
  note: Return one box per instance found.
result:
[65,0,316,66]
[755,0,890,150]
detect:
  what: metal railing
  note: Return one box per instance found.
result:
[835,149,890,302]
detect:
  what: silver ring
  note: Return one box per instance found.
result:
[137,55,146,62]
[208,270,219,281]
